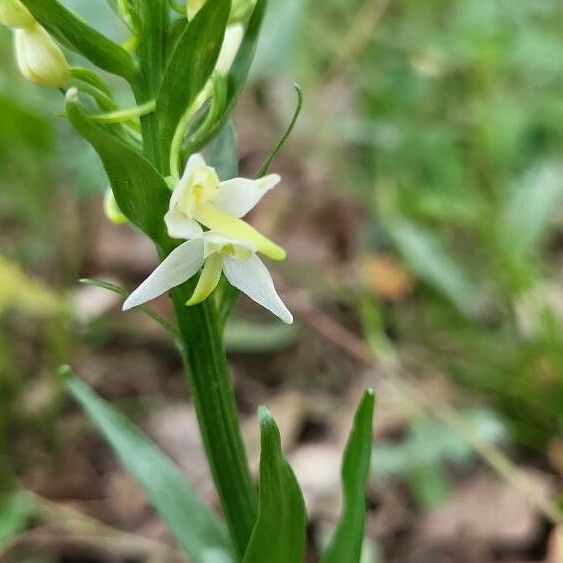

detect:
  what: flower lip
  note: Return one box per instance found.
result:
[203,232,256,260]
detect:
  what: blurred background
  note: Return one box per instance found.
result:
[2,0,563,561]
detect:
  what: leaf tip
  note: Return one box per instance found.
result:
[57,364,73,381]
[257,405,273,425]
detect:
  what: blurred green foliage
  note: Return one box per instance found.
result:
[256,0,563,447]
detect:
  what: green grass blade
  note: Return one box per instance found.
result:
[321,390,376,563]
[242,407,307,563]
[58,366,235,563]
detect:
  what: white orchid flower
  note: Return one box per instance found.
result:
[165,153,285,261]
[123,232,293,324]
[14,23,69,87]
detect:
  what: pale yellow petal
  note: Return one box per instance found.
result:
[186,254,223,305]
[194,203,286,261]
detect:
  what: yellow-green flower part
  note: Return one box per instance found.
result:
[14,23,69,87]
[104,189,129,225]
[165,153,286,261]
[0,0,35,29]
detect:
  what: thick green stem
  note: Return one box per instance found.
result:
[132,3,257,551]
[171,285,257,556]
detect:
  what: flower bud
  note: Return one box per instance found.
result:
[216,24,244,75]
[14,24,69,87]
[0,0,35,29]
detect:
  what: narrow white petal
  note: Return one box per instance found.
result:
[213,174,281,218]
[123,239,204,310]
[223,255,293,324]
[164,209,203,239]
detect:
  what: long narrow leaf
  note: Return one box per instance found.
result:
[59,366,235,563]
[321,390,375,563]
[243,407,307,563]
[157,0,230,161]
[66,98,170,243]
[255,84,303,178]
[19,0,136,80]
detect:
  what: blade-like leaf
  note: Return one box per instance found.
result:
[186,0,267,154]
[19,0,136,81]
[321,390,375,563]
[389,220,479,316]
[243,407,307,563]
[157,0,230,162]
[208,120,239,181]
[59,366,235,563]
[66,98,170,243]
[255,84,303,178]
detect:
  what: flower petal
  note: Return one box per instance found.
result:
[186,254,224,305]
[169,153,207,207]
[123,239,204,310]
[223,255,293,324]
[194,203,286,261]
[213,174,281,218]
[165,209,203,239]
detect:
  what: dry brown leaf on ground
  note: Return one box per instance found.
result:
[362,254,415,302]
[418,470,553,548]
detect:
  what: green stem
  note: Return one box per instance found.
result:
[171,285,257,557]
[136,0,169,172]
[133,3,258,552]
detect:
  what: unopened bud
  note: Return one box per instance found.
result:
[14,24,69,87]
[0,0,35,29]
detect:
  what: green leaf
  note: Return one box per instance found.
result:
[208,120,239,181]
[0,492,33,547]
[156,0,230,162]
[20,0,136,81]
[59,366,235,563]
[389,220,479,316]
[250,0,306,80]
[243,407,307,563]
[66,99,170,243]
[499,161,563,259]
[255,84,303,177]
[187,0,268,153]
[321,390,375,563]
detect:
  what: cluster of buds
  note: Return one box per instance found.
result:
[0,0,69,87]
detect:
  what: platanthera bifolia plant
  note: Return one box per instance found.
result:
[1,0,375,560]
